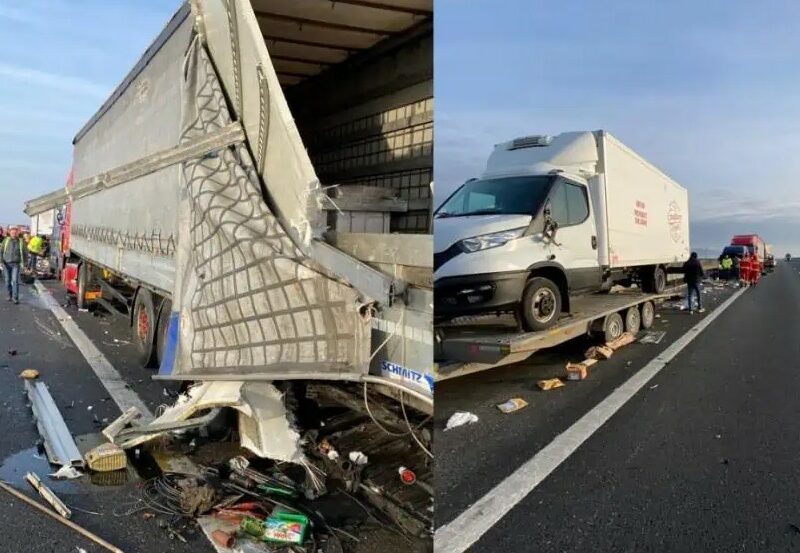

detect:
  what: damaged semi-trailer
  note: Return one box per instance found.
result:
[25,0,433,541]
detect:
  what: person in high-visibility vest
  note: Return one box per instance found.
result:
[27,234,46,272]
[1,226,26,304]
[740,254,753,286]
[719,255,733,280]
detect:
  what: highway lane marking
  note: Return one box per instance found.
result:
[435,286,747,553]
[34,281,154,421]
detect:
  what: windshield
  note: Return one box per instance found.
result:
[722,246,746,258]
[436,176,553,218]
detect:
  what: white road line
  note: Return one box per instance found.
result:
[435,287,747,553]
[34,281,153,420]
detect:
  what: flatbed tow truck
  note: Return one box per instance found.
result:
[435,288,680,381]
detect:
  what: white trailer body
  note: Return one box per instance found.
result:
[30,209,56,237]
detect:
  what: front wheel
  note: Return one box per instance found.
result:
[521,277,562,331]
[77,263,90,310]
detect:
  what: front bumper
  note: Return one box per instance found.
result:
[435,271,527,319]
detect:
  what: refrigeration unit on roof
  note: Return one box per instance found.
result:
[507,135,553,150]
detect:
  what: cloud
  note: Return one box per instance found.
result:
[0,62,109,99]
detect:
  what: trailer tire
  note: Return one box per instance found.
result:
[640,301,655,329]
[521,277,562,331]
[77,263,90,310]
[132,289,158,368]
[603,312,624,343]
[624,306,641,335]
[156,299,172,369]
[642,266,667,294]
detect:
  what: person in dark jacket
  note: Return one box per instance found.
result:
[2,226,26,304]
[683,251,705,313]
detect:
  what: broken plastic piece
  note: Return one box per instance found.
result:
[496,398,528,413]
[444,411,478,431]
[538,378,565,391]
[50,466,82,480]
[348,451,368,466]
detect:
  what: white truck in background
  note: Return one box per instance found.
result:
[434,131,689,331]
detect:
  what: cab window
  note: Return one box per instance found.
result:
[548,181,589,226]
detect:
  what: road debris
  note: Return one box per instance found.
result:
[102,406,141,442]
[607,332,636,350]
[565,363,589,381]
[85,443,127,472]
[538,378,565,391]
[445,411,479,430]
[26,471,72,518]
[19,368,39,379]
[585,345,613,360]
[496,398,528,413]
[0,481,123,553]
[639,331,666,344]
[50,466,83,480]
[24,379,84,468]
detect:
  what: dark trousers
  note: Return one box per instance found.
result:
[3,262,20,301]
[686,282,701,310]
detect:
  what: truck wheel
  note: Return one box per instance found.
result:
[603,312,624,343]
[132,289,158,368]
[521,277,562,331]
[624,306,641,335]
[643,266,667,294]
[640,301,655,329]
[156,299,173,369]
[77,263,90,310]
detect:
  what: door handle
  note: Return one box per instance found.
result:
[591,235,597,250]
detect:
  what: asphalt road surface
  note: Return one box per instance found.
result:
[435,263,797,552]
[0,281,203,552]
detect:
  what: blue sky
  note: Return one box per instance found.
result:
[0,0,180,225]
[436,0,800,254]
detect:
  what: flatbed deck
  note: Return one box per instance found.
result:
[435,288,681,380]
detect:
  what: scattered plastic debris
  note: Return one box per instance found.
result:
[639,331,667,345]
[348,451,368,466]
[496,398,528,413]
[50,466,82,480]
[444,411,479,430]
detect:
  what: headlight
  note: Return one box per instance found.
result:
[459,227,526,253]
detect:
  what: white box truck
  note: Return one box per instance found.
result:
[434,130,689,330]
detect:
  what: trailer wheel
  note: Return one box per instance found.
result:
[624,306,641,335]
[603,312,624,343]
[77,263,90,310]
[640,301,655,329]
[521,277,562,331]
[156,299,172,369]
[132,289,158,368]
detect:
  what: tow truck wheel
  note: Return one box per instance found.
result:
[521,277,562,331]
[603,312,624,342]
[624,306,641,335]
[132,289,158,368]
[640,301,655,329]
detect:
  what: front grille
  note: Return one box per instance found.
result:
[434,245,461,271]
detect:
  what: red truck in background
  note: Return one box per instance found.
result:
[731,234,766,275]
